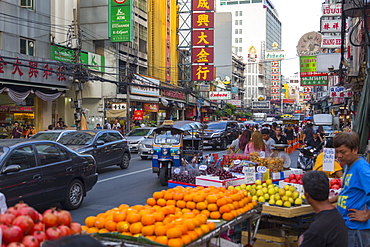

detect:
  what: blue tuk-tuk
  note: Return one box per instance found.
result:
[151,120,203,186]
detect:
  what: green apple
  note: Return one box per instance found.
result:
[289,185,296,192]
[268,188,275,195]
[266,179,272,185]
[264,194,270,200]
[240,184,246,189]
[258,196,265,203]
[235,186,241,191]
[284,185,290,191]
[285,191,292,197]
[268,198,275,205]
[246,185,252,191]
[288,197,294,204]
[274,194,281,201]
[262,188,268,194]
[256,180,262,185]
[256,189,264,197]
[279,188,286,196]
[292,191,300,199]
[252,195,258,201]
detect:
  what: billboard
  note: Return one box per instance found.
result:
[252,101,270,109]
[108,0,132,42]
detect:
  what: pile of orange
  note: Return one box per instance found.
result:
[82,186,257,247]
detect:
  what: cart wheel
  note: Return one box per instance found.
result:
[159,166,168,186]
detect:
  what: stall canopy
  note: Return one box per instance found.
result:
[354,69,370,153]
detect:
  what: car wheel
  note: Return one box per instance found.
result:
[119,153,130,169]
[61,179,85,210]
[220,138,227,150]
[159,166,168,186]
[212,143,217,149]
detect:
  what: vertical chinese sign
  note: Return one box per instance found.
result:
[270,61,281,103]
[191,0,215,81]
[108,0,133,42]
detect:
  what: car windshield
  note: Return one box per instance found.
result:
[58,132,95,145]
[154,130,181,144]
[30,132,61,141]
[206,122,226,130]
[127,129,151,136]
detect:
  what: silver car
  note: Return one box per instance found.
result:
[125,127,155,152]
[137,137,154,160]
[30,130,75,141]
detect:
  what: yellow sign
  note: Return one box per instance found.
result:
[162,120,174,126]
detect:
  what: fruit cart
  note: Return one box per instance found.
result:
[93,204,262,247]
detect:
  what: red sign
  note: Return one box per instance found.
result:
[143,103,159,112]
[283,99,295,104]
[185,108,196,117]
[192,12,214,29]
[163,90,186,100]
[133,110,144,120]
[192,30,214,46]
[192,47,214,63]
[192,65,214,81]
[192,0,214,11]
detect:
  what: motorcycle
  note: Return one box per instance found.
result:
[296,145,322,170]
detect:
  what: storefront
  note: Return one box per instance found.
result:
[0,50,70,134]
[159,88,187,122]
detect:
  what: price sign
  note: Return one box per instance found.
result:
[199,165,207,171]
[257,166,267,173]
[234,160,241,165]
[323,148,335,172]
[260,151,266,158]
[173,168,181,174]
[244,167,256,184]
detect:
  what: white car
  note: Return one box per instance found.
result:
[125,127,155,152]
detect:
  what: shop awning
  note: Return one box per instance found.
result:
[0,81,69,91]
[117,94,159,102]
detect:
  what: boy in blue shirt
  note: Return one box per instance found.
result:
[331,132,370,247]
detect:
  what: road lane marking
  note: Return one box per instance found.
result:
[98,168,152,183]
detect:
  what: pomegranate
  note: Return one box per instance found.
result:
[6,207,19,216]
[3,225,24,244]
[42,212,59,228]
[16,207,38,222]
[69,222,82,234]
[30,222,45,234]
[32,231,46,243]
[0,213,16,225]
[21,235,39,247]
[12,216,34,234]
[45,227,61,241]
[7,243,25,247]
[58,225,71,237]
[57,210,72,226]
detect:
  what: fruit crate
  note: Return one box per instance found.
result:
[195,175,245,188]
[262,204,314,218]
[168,180,198,188]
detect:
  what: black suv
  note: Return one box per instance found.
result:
[202,121,239,149]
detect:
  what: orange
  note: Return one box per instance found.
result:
[192,209,200,215]
[181,234,192,245]
[207,203,218,212]
[177,224,188,235]
[166,200,176,206]
[154,221,164,227]
[141,214,156,226]
[113,212,126,222]
[186,201,196,209]
[96,213,107,219]
[182,212,196,219]
[155,225,168,236]
[231,210,238,218]
[206,194,218,204]
[210,211,221,219]
[200,224,210,234]
[85,216,97,227]
[200,209,210,218]
[153,211,165,222]
[146,197,157,206]
[145,235,156,242]
[194,227,204,237]
[126,213,141,223]
[86,227,99,233]
[187,230,199,241]
[216,198,227,207]
[222,212,234,221]
[131,205,145,212]
[219,204,231,214]
[81,225,88,231]
[121,232,133,236]
[98,228,110,233]
[168,238,184,247]
[116,221,130,232]
[233,201,240,210]
[176,200,186,209]
[173,193,184,201]
[183,194,194,202]
[193,194,205,203]
[129,222,143,234]
[153,191,165,199]
[157,198,167,207]
[160,207,171,216]
[104,220,117,231]
[183,219,195,231]
[196,202,207,210]
[94,218,106,229]
[141,225,155,236]
[164,192,173,200]
[166,227,183,238]
[182,208,192,214]
[192,217,202,227]
[166,205,176,214]
[155,236,168,245]
[118,204,130,211]
[207,222,216,230]
[196,214,208,224]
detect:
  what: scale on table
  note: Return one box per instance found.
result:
[270,144,291,168]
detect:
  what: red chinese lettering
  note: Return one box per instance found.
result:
[12,58,24,76]
[57,66,66,81]
[43,64,53,79]
[332,22,339,30]
[323,23,330,30]
[0,57,6,73]
[29,62,38,78]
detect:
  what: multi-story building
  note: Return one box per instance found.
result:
[215,0,282,107]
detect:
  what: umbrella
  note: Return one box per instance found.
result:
[354,68,370,153]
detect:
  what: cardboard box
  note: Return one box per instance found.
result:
[195,176,245,188]
[271,172,281,180]
[242,229,298,247]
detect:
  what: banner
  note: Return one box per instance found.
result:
[133,110,144,120]
[108,0,133,42]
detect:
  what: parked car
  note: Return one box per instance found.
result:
[238,123,246,134]
[0,139,97,210]
[202,121,239,149]
[125,127,155,152]
[56,130,131,169]
[138,138,154,160]
[30,130,75,141]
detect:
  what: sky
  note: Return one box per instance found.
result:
[271,0,324,78]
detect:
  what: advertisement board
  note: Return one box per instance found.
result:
[252,101,270,109]
[209,91,231,100]
[108,0,132,42]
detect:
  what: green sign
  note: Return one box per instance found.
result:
[300,56,316,73]
[301,76,328,86]
[108,0,132,42]
[50,45,75,63]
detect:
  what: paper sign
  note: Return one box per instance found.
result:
[244,167,256,184]
[260,151,265,158]
[257,166,267,173]
[199,165,207,171]
[323,148,335,172]
[173,168,181,174]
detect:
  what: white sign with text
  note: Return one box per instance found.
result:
[323,148,335,172]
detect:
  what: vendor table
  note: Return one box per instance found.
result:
[94,204,262,247]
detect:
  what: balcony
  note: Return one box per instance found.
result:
[257,83,266,88]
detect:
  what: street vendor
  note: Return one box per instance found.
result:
[330,132,370,247]
[272,127,288,145]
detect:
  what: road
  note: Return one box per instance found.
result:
[70,147,226,224]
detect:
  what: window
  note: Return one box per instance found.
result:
[235,38,238,43]
[239,29,242,34]
[239,47,242,52]
[20,38,35,56]
[36,144,69,166]
[6,146,36,170]
[97,133,111,143]
[239,11,243,16]
[235,11,238,17]
[235,20,238,25]
[109,132,123,141]
[20,0,35,10]
[239,38,242,43]
[235,29,238,34]
[239,20,243,25]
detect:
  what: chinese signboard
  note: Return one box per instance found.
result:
[143,103,159,112]
[192,0,214,82]
[133,110,144,120]
[301,76,328,86]
[265,50,285,60]
[108,0,132,42]
[322,35,344,49]
[252,101,270,109]
[322,4,342,16]
[131,74,160,97]
[209,91,231,100]
[163,90,186,100]
[321,19,346,33]
[300,56,328,77]
[270,60,281,101]
[329,87,354,98]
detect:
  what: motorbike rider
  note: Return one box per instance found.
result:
[306,131,323,150]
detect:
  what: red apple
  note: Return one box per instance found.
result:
[290,179,298,183]
[289,174,296,180]
[284,178,290,182]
